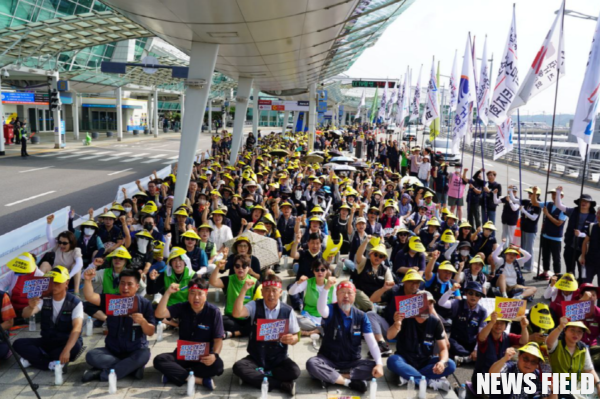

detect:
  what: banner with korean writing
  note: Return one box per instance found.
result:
[256,319,289,341]
[495,297,527,320]
[493,117,514,160]
[395,293,429,318]
[105,294,139,316]
[176,340,209,361]
[22,276,52,299]
[562,300,593,322]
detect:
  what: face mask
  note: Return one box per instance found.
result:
[245,201,254,207]
[199,199,207,205]
[460,250,470,257]
[295,191,302,199]
[124,206,132,213]
[84,228,95,236]
[137,238,149,253]
[143,223,154,231]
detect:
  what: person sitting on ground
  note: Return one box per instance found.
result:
[457,254,488,295]
[96,211,125,255]
[123,229,154,275]
[14,266,83,371]
[222,237,261,281]
[345,213,369,272]
[209,254,257,339]
[578,284,600,369]
[386,290,457,392]
[178,230,209,274]
[544,273,579,321]
[423,253,460,329]
[68,213,105,268]
[491,243,536,300]
[437,281,488,366]
[415,217,441,251]
[81,268,156,383]
[1,253,45,318]
[471,221,499,264]
[306,280,384,394]
[154,277,224,391]
[352,241,394,312]
[232,275,300,395]
[148,247,196,312]
[394,236,427,281]
[0,288,15,360]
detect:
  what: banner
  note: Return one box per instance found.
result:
[477,35,491,125]
[177,340,209,361]
[493,117,514,160]
[105,294,139,316]
[23,276,52,299]
[378,80,388,119]
[495,297,527,320]
[449,50,459,112]
[430,62,441,141]
[369,86,379,124]
[452,35,476,153]
[562,300,593,322]
[256,319,289,341]
[387,81,398,120]
[409,66,422,123]
[422,58,440,128]
[395,293,429,318]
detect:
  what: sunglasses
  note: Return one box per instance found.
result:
[372,253,386,259]
[234,264,247,269]
[314,268,327,273]
[398,233,409,237]
[184,238,196,241]
[467,291,483,298]
[58,241,69,246]
[519,355,540,366]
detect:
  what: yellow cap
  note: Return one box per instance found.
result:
[426,218,441,227]
[309,216,324,224]
[261,213,276,225]
[181,230,201,240]
[323,234,343,260]
[504,248,520,255]
[173,209,189,217]
[438,261,458,273]
[459,221,472,229]
[198,224,213,231]
[517,342,545,361]
[311,206,324,213]
[555,273,578,292]
[370,244,388,258]
[253,222,268,232]
[141,203,158,214]
[470,255,485,264]
[441,229,456,243]
[403,269,425,283]
[482,221,496,231]
[44,265,70,283]
[423,191,433,198]
[135,230,154,240]
[408,236,425,253]
[7,253,37,274]
[210,189,222,197]
[211,209,226,216]
[565,321,591,334]
[110,204,125,212]
[99,211,117,219]
[81,220,99,229]
[153,240,165,254]
[445,212,458,220]
[167,247,187,264]
[106,246,132,260]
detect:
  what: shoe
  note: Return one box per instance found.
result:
[349,379,368,393]
[280,381,295,395]
[134,366,144,380]
[398,376,408,387]
[429,378,451,392]
[223,331,233,340]
[455,356,472,366]
[202,377,215,391]
[93,319,104,328]
[334,261,343,278]
[378,340,392,357]
[161,374,169,384]
[20,358,31,368]
[81,368,102,383]
[513,294,523,300]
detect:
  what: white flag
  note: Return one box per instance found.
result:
[397,70,410,128]
[449,50,460,112]
[355,89,366,119]
[494,117,514,160]
[409,66,422,122]
[489,6,519,126]
[571,7,600,161]
[422,57,440,127]
[452,35,476,153]
[387,82,398,120]
[378,80,388,119]
[477,36,491,125]
[510,0,565,111]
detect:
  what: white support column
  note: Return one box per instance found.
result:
[115,86,123,141]
[153,89,159,137]
[50,74,62,149]
[342,109,347,126]
[281,110,289,134]
[147,96,152,132]
[292,111,299,133]
[72,92,80,141]
[308,82,317,151]
[252,88,259,135]
[229,77,254,165]
[0,75,4,156]
[208,100,212,133]
[179,93,185,130]
[173,42,219,208]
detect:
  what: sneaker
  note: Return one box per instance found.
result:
[513,294,523,300]
[161,374,169,384]
[81,368,102,383]
[223,331,233,340]
[280,381,296,395]
[349,379,368,393]
[334,261,343,278]
[398,376,408,387]
[429,378,451,392]
[378,341,392,357]
[455,356,472,366]
[134,366,144,380]
[20,358,31,368]
[202,377,215,391]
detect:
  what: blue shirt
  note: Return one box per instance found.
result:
[323,304,373,333]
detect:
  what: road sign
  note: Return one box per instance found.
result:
[352,80,396,88]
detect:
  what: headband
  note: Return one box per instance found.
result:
[337,282,356,292]
[262,280,282,288]
[185,284,208,292]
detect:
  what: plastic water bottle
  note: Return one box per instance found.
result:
[418,376,427,399]
[283,255,289,269]
[214,289,220,303]
[108,369,117,394]
[281,290,288,304]
[370,378,377,399]
[458,383,466,399]
[29,316,36,332]
[156,321,164,342]
[261,376,268,399]
[86,316,93,336]
[186,371,195,396]
[407,376,415,395]
[310,333,320,350]
[54,361,63,386]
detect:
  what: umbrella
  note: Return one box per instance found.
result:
[324,163,356,172]
[327,150,343,157]
[224,231,279,269]
[330,156,355,164]
[330,130,343,136]
[270,149,290,157]
[400,175,422,187]
[304,152,324,163]
[351,161,369,169]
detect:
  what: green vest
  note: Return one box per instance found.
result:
[164,267,194,306]
[304,278,333,317]
[549,338,587,384]
[225,274,257,317]
[102,268,121,295]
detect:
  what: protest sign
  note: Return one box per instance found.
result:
[176,340,209,361]
[105,294,138,316]
[495,297,527,320]
[562,300,593,322]
[256,319,289,341]
[22,276,52,299]
[395,293,429,318]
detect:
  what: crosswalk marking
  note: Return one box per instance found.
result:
[79,151,112,160]
[57,154,85,159]
[120,157,144,163]
[35,149,77,157]
[162,159,178,164]
[140,158,164,163]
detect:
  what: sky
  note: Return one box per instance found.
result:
[345,0,599,115]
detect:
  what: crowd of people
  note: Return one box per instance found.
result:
[0,125,599,398]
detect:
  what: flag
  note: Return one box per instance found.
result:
[370,86,379,123]
[449,50,460,112]
[378,80,388,119]
[452,35,476,153]
[387,81,398,120]
[355,89,366,119]
[409,66,422,122]
[571,7,600,161]
[430,61,441,140]
[510,0,565,111]
[489,5,519,126]
[477,35,491,124]
[494,117,514,160]
[397,69,410,128]
[422,57,440,127]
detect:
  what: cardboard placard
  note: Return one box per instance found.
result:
[495,297,527,320]
[22,276,52,299]
[562,300,593,322]
[395,293,429,318]
[176,340,209,361]
[105,294,138,316]
[256,319,289,341]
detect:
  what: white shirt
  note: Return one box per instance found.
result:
[244,300,300,334]
[503,263,518,287]
[208,221,233,250]
[418,162,432,180]
[36,297,84,323]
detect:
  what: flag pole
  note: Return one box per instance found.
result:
[517,109,523,211]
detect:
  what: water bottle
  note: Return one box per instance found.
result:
[214,252,224,263]
[283,255,289,269]
[54,361,63,386]
[86,316,93,336]
[418,376,427,399]
[29,316,36,332]
[261,376,268,399]
[186,371,195,396]
[214,289,220,303]
[310,333,320,350]
[156,321,164,342]
[458,383,466,399]
[108,369,117,394]
[370,378,377,399]
[407,376,415,394]
[281,290,288,304]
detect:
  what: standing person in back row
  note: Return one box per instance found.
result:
[537,188,566,281]
[447,165,468,221]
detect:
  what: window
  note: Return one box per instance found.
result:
[0,13,13,29]
[15,1,35,21]
[0,0,18,15]
[57,0,76,15]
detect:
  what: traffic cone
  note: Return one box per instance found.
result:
[512,218,521,247]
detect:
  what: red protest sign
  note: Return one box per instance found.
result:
[395,294,429,318]
[22,276,52,299]
[176,340,210,361]
[562,300,593,322]
[256,319,289,341]
[105,294,138,316]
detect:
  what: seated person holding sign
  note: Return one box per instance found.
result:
[14,266,83,371]
[543,273,579,320]
[1,253,44,318]
[153,277,224,391]
[386,290,457,392]
[578,284,600,369]
[81,269,156,383]
[231,275,300,395]
[306,279,384,394]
